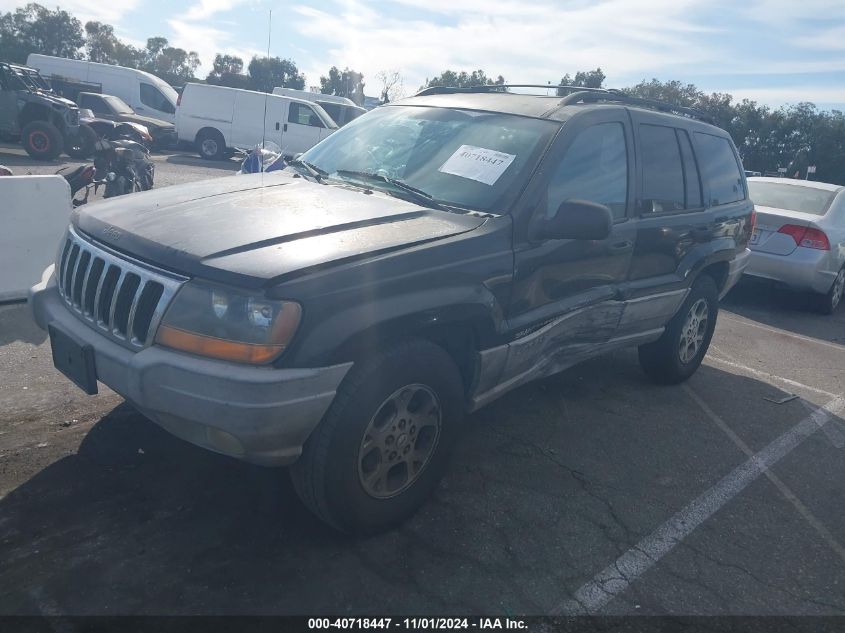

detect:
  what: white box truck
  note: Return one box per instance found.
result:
[272,87,366,126]
[176,83,337,160]
[26,54,178,124]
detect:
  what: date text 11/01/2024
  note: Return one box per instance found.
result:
[307,618,528,630]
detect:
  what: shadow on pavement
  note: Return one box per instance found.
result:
[165,153,240,171]
[723,279,845,346]
[2,353,842,615]
[0,302,47,346]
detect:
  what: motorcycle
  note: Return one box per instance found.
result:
[59,138,154,207]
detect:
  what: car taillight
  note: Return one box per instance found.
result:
[749,209,756,233]
[177,92,182,106]
[777,224,830,250]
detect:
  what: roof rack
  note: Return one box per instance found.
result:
[413,84,716,125]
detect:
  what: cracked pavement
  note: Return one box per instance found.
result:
[1,150,844,615]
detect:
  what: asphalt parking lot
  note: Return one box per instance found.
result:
[1,147,844,616]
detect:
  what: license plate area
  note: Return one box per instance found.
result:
[49,324,98,395]
[750,228,761,245]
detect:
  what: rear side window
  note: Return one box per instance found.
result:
[546,122,628,220]
[639,124,685,213]
[694,132,745,206]
[288,102,325,128]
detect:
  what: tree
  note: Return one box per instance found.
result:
[0,3,83,63]
[248,56,305,93]
[376,69,403,104]
[421,69,505,90]
[206,54,250,89]
[558,67,605,93]
[139,37,200,85]
[320,66,365,105]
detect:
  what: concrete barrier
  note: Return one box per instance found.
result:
[1,175,71,302]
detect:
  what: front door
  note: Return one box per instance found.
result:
[507,108,636,369]
[282,102,325,156]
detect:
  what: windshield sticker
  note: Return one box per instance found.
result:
[438,145,516,186]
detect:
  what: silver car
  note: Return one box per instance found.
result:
[745,177,845,314]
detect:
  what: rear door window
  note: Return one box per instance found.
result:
[288,102,325,128]
[694,132,745,206]
[546,121,628,220]
[639,124,685,213]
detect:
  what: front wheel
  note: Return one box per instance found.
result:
[290,339,464,534]
[638,275,719,384]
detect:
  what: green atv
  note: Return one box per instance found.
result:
[0,62,96,160]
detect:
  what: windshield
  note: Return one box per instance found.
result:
[299,105,557,213]
[748,181,838,216]
[104,95,134,114]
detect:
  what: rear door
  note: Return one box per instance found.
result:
[626,113,712,284]
[282,101,326,155]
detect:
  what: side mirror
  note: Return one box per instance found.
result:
[530,199,613,241]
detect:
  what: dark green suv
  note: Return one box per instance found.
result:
[0,61,87,160]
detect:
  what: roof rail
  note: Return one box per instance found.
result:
[558,90,716,124]
[413,83,716,125]
[414,84,610,97]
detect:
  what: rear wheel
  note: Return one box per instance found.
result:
[814,266,845,315]
[21,121,63,161]
[290,339,464,534]
[65,124,98,158]
[639,275,719,384]
[196,128,226,160]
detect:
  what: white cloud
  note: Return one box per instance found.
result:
[729,86,845,108]
[292,0,723,95]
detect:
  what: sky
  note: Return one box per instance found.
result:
[5,0,845,110]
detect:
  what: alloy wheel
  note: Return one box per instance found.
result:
[679,298,709,364]
[357,384,441,499]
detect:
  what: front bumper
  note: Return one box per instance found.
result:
[720,247,751,298]
[30,267,351,466]
[744,246,838,295]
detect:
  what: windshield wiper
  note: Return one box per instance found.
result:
[333,170,449,211]
[288,158,327,182]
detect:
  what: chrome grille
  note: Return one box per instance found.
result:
[56,226,186,349]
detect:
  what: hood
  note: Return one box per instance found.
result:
[35,91,77,109]
[73,172,486,288]
[116,113,173,130]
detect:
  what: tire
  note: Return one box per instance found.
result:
[21,121,63,160]
[290,339,465,534]
[814,266,845,315]
[196,128,226,160]
[638,275,719,385]
[64,124,98,159]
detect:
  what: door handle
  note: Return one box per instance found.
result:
[283,123,288,132]
[610,240,632,250]
[275,122,279,131]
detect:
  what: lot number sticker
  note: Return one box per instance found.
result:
[438,145,516,185]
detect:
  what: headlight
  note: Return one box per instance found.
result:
[155,282,302,364]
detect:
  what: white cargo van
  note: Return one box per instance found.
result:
[176,83,337,160]
[272,87,367,126]
[26,54,178,123]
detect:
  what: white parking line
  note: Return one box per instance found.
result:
[552,395,845,615]
[684,385,845,565]
[706,348,837,399]
[721,313,845,353]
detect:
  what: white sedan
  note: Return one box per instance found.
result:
[745,177,845,314]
